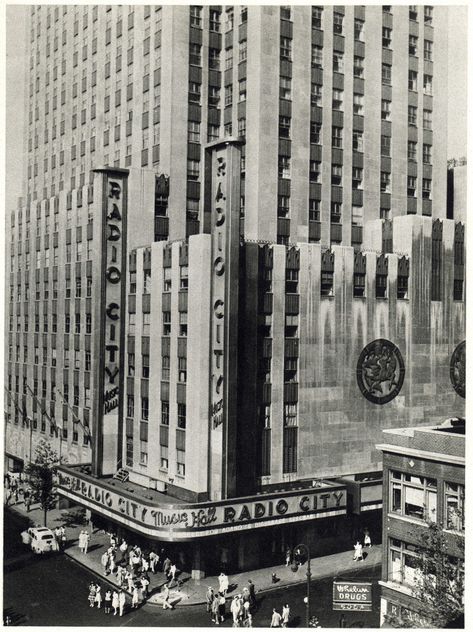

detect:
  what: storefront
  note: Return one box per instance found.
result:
[57,464,349,577]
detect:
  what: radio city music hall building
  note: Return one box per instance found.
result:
[5,6,465,576]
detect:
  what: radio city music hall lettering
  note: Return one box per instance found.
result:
[103,178,123,414]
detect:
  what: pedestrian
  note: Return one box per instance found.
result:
[24,492,31,512]
[363,528,372,548]
[169,562,177,582]
[230,596,240,627]
[88,583,97,608]
[126,570,134,593]
[206,586,215,613]
[211,593,220,624]
[116,564,125,587]
[218,592,226,623]
[112,590,119,616]
[59,526,67,549]
[339,613,346,628]
[282,604,290,627]
[104,590,112,614]
[353,540,363,562]
[242,598,250,623]
[161,583,173,610]
[245,613,253,628]
[101,551,109,575]
[78,531,85,553]
[109,552,116,575]
[270,608,282,627]
[54,526,62,545]
[119,590,127,616]
[132,584,140,609]
[84,531,90,554]
[95,585,102,609]
[141,556,149,573]
[149,550,158,573]
[248,580,256,608]
[218,572,229,596]
[285,548,291,567]
[141,575,150,599]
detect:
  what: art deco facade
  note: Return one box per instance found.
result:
[5,5,465,575]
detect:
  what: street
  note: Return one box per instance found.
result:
[4,509,380,627]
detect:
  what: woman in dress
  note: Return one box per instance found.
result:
[88,583,97,608]
[112,590,119,616]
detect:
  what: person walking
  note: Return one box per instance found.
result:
[206,587,215,613]
[163,556,172,578]
[101,551,109,575]
[353,540,363,562]
[59,526,66,549]
[211,593,220,625]
[230,596,240,627]
[218,572,229,596]
[24,490,31,512]
[282,604,290,627]
[285,548,292,567]
[169,562,177,583]
[119,590,127,617]
[104,590,112,614]
[218,592,226,623]
[149,550,158,573]
[270,608,282,627]
[88,583,97,608]
[247,580,256,608]
[161,583,173,610]
[126,570,134,593]
[95,585,102,609]
[84,531,90,554]
[112,591,119,616]
[78,531,85,554]
[141,575,150,600]
[131,584,140,609]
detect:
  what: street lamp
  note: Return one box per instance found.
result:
[293,543,312,627]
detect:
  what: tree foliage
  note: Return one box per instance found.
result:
[385,521,464,628]
[24,439,60,527]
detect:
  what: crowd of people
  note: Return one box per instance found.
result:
[206,577,257,627]
[4,474,32,511]
[87,582,128,616]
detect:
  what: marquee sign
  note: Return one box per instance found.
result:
[57,468,346,541]
[93,168,128,476]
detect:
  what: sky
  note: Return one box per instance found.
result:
[3,3,469,213]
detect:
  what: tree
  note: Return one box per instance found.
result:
[24,439,60,527]
[385,521,464,628]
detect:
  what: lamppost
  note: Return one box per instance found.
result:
[293,543,312,627]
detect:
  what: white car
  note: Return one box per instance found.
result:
[21,527,59,554]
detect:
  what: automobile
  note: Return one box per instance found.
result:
[20,527,60,554]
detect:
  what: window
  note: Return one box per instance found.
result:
[331,202,342,223]
[408,141,417,161]
[141,396,149,420]
[163,311,171,335]
[332,126,342,148]
[333,12,343,35]
[226,9,234,31]
[239,79,247,102]
[333,52,344,73]
[208,86,220,108]
[240,7,247,23]
[409,35,418,56]
[309,199,320,222]
[390,470,437,522]
[189,43,201,67]
[353,271,365,297]
[190,5,202,28]
[178,356,187,382]
[423,109,432,130]
[176,449,185,476]
[424,40,433,61]
[332,88,343,111]
[309,160,321,183]
[187,159,200,181]
[408,70,418,91]
[278,195,290,218]
[354,19,364,42]
[180,265,189,290]
[280,6,291,20]
[408,105,417,126]
[423,144,432,165]
[382,63,391,85]
[382,27,392,49]
[177,403,186,429]
[353,131,363,153]
[407,176,417,197]
[353,93,363,116]
[422,178,431,200]
[409,5,418,21]
[179,311,187,336]
[331,164,342,186]
[311,83,322,106]
[310,122,321,144]
[225,47,233,71]
[188,82,201,104]
[312,7,323,29]
[280,37,292,61]
[352,167,363,190]
[397,273,408,299]
[161,401,169,425]
[424,6,433,25]
[210,9,220,32]
[444,482,464,531]
[376,271,387,298]
[424,74,433,95]
[224,85,232,106]
[388,538,421,587]
[208,124,219,142]
[239,40,247,62]
[279,116,291,139]
[140,440,148,466]
[381,171,391,193]
[283,426,298,474]
[381,99,391,121]
[312,45,323,68]
[280,76,291,100]
[381,135,391,157]
[278,156,291,179]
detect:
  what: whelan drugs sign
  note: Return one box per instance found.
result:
[333,581,372,612]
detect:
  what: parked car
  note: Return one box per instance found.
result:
[20,527,59,553]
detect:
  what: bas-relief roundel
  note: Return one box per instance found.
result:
[357,339,405,405]
[450,341,465,399]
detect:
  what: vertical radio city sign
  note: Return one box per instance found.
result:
[206,139,241,499]
[93,168,128,477]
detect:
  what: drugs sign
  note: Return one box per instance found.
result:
[333,581,372,612]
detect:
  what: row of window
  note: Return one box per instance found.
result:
[6,407,89,446]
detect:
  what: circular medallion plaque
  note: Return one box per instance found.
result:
[357,339,405,405]
[450,341,465,398]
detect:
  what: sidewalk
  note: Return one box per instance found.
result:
[6,499,381,608]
